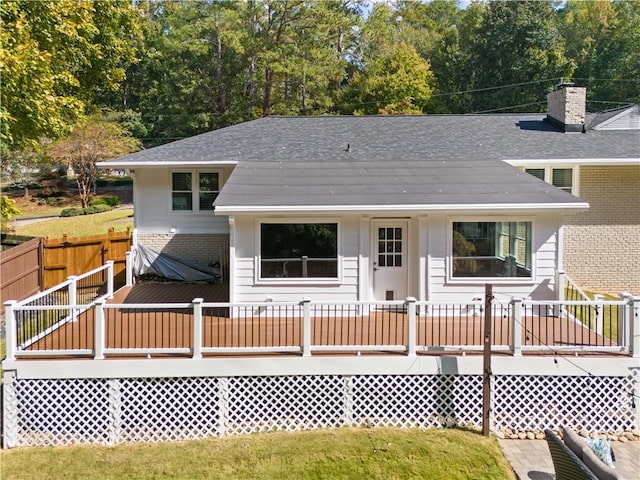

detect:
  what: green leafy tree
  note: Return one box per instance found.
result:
[0,0,142,150]
[47,116,142,208]
[341,4,434,114]
[561,0,640,106]
[470,0,572,112]
[1,195,22,232]
[397,0,484,113]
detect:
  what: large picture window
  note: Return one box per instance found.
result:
[452,221,532,278]
[260,223,338,279]
[172,171,219,211]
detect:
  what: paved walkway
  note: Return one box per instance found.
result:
[499,439,640,480]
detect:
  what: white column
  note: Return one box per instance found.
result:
[125,251,134,287]
[406,297,417,357]
[302,297,311,357]
[192,298,204,359]
[631,296,640,358]
[511,298,523,357]
[94,299,106,360]
[68,275,78,322]
[418,216,428,304]
[4,300,17,361]
[3,370,18,448]
[106,260,114,298]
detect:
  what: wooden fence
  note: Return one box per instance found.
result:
[43,228,131,289]
[0,235,43,315]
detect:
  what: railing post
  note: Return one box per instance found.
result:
[94,298,106,360]
[406,297,417,357]
[555,270,565,318]
[106,260,114,298]
[192,298,203,359]
[125,251,133,287]
[302,297,311,357]
[594,294,604,335]
[4,300,17,362]
[619,292,632,349]
[68,275,78,322]
[630,296,640,358]
[301,256,308,278]
[510,298,523,357]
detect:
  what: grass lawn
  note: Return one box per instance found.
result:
[0,428,515,480]
[12,208,134,238]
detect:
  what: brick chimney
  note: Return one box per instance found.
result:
[546,82,586,132]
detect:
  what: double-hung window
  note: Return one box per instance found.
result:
[451,221,532,279]
[171,171,219,212]
[524,167,575,194]
[259,222,339,280]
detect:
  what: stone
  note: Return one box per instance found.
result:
[518,432,527,440]
[535,432,545,440]
[526,432,535,440]
[618,436,628,443]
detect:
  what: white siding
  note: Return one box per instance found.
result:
[232,215,360,303]
[230,212,563,304]
[426,213,561,302]
[134,167,233,234]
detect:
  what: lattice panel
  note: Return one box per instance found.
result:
[225,375,344,435]
[493,374,638,433]
[118,377,220,443]
[5,372,638,447]
[351,375,483,428]
[15,378,110,446]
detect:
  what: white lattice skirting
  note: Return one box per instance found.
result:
[3,372,638,447]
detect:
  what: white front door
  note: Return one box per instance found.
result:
[372,222,407,301]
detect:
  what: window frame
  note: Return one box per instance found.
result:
[170,169,222,213]
[447,217,536,284]
[522,166,578,195]
[255,218,342,285]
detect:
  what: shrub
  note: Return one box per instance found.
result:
[90,204,112,213]
[88,198,107,206]
[102,195,121,207]
[61,208,82,217]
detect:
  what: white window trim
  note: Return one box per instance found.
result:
[521,165,579,196]
[446,216,536,285]
[169,169,223,213]
[254,217,343,285]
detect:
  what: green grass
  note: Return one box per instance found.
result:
[0,428,515,480]
[565,288,622,342]
[13,209,134,238]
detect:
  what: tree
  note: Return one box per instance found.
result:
[2,143,50,198]
[340,4,435,114]
[0,0,142,150]
[470,0,572,112]
[48,117,142,208]
[1,195,22,232]
[560,0,640,106]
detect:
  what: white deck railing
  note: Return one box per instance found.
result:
[4,293,639,361]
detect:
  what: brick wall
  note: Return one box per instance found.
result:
[547,86,586,127]
[137,233,230,277]
[563,165,640,294]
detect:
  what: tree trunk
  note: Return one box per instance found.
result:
[263,67,274,117]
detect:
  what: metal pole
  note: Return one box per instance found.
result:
[482,284,493,436]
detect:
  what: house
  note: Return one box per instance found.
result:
[98,84,640,302]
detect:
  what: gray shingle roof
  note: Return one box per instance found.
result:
[101,113,640,166]
[214,160,587,213]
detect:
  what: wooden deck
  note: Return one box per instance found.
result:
[20,283,619,357]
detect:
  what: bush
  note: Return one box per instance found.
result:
[61,207,82,217]
[88,198,107,206]
[102,195,121,207]
[61,204,112,217]
[89,204,112,213]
